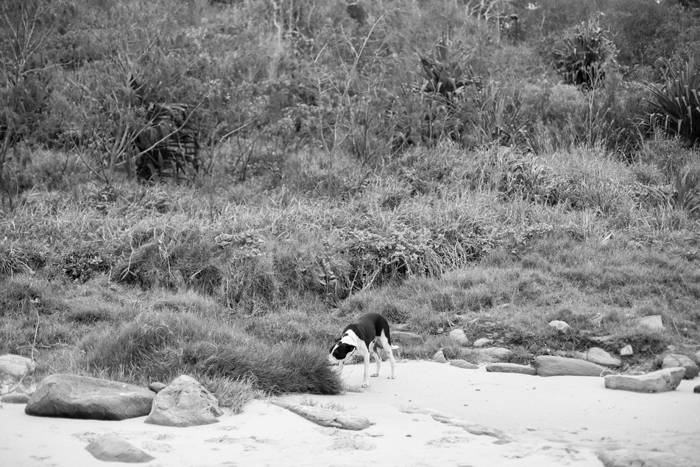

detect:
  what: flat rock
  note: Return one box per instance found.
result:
[272,400,371,431]
[549,320,571,332]
[449,359,479,370]
[619,345,633,357]
[145,375,223,427]
[584,347,621,367]
[472,338,493,348]
[598,448,689,467]
[485,363,537,375]
[638,314,664,330]
[391,331,424,345]
[1,393,30,404]
[604,368,685,393]
[432,350,448,363]
[25,374,154,420]
[86,433,155,463]
[533,356,607,377]
[399,406,510,443]
[662,354,699,379]
[448,329,470,346]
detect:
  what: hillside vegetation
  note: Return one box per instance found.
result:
[1,0,700,410]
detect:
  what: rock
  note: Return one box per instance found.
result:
[694,385,700,394]
[695,350,700,365]
[1,393,30,404]
[0,354,36,394]
[449,359,479,370]
[25,374,154,420]
[148,382,167,393]
[86,433,155,463]
[583,347,621,367]
[548,320,571,332]
[391,331,424,345]
[662,354,699,379]
[272,400,371,431]
[533,356,607,377]
[598,448,689,467]
[477,347,513,360]
[638,314,664,330]
[0,354,36,378]
[619,345,633,357]
[472,338,493,348]
[604,368,685,393]
[432,350,448,364]
[448,329,469,346]
[485,363,537,375]
[145,375,223,427]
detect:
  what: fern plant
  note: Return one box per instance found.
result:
[646,59,700,147]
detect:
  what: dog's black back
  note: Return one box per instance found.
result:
[343,312,393,350]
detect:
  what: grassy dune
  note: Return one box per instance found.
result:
[1,0,700,410]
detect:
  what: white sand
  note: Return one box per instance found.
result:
[1,361,698,466]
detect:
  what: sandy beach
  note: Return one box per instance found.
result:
[1,361,698,466]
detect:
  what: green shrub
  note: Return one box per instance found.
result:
[646,59,700,146]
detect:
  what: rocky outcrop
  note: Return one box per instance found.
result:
[449,360,479,370]
[448,329,469,346]
[533,356,607,377]
[604,368,685,393]
[272,400,371,431]
[145,375,223,427]
[86,433,154,463]
[662,354,699,379]
[485,363,537,375]
[25,374,154,420]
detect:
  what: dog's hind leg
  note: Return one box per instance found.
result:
[378,335,396,379]
[370,340,381,377]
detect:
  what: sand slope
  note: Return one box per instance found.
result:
[1,361,698,466]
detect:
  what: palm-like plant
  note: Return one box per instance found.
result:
[646,59,700,147]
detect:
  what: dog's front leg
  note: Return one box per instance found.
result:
[362,352,371,387]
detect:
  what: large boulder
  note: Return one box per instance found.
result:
[485,363,537,376]
[86,433,155,463]
[25,374,154,420]
[144,375,223,427]
[533,356,607,377]
[662,354,699,379]
[604,368,686,393]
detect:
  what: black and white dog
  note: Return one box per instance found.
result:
[329,313,398,387]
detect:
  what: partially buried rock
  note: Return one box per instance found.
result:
[25,374,154,420]
[1,393,30,404]
[392,331,424,345]
[604,368,685,393]
[272,400,371,431]
[472,338,493,348]
[449,359,479,370]
[86,433,154,463]
[485,363,537,376]
[638,314,664,330]
[662,354,699,379]
[583,347,621,367]
[145,375,223,427]
[533,356,607,377]
[548,320,572,333]
[449,329,470,346]
[432,349,448,363]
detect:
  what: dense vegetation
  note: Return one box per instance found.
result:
[1,0,700,410]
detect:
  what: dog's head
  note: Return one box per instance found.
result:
[328,332,357,364]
